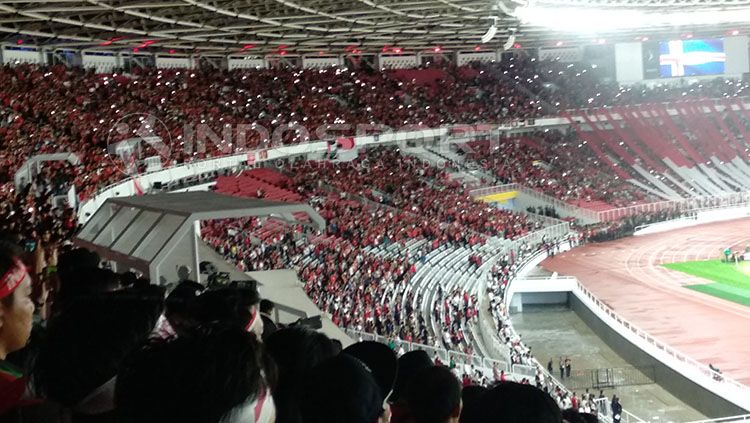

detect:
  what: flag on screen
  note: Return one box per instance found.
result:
[659,39,725,78]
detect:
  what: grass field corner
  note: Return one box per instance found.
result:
[662,260,750,307]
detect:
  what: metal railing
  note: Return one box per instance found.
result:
[469,183,602,223]
[594,397,646,423]
[564,366,656,391]
[470,183,750,226]
[574,280,750,407]
[596,191,750,222]
[686,415,750,423]
[344,329,511,374]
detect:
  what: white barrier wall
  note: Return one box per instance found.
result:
[302,56,341,68]
[2,46,42,65]
[82,51,118,74]
[457,51,498,65]
[615,42,644,83]
[379,54,419,69]
[155,56,192,69]
[228,57,266,70]
[538,46,583,62]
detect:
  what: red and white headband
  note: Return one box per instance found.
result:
[0,258,27,300]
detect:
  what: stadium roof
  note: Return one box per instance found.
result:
[2,0,749,54]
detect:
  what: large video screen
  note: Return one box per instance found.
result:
[659,39,725,78]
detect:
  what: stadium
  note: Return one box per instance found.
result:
[2,0,750,422]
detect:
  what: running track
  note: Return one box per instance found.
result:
[541,218,750,385]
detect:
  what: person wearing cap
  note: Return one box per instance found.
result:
[0,240,35,416]
[405,366,462,423]
[191,284,264,341]
[298,354,391,423]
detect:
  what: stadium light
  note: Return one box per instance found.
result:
[514,5,750,32]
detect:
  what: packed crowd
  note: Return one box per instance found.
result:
[200,147,536,356]
[290,148,535,239]
[0,55,744,423]
[0,58,744,200]
[0,236,615,423]
[462,130,656,208]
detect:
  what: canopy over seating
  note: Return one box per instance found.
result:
[74,191,324,284]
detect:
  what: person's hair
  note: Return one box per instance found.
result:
[472,382,561,423]
[459,385,488,423]
[56,267,122,307]
[562,408,598,423]
[32,287,164,408]
[0,239,22,308]
[390,350,433,404]
[298,354,384,423]
[116,323,276,423]
[165,280,205,317]
[191,286,259,329]
[260,299,274,315]
[57,248,101,282]
[405,366,462,423]
[265,327,337,423]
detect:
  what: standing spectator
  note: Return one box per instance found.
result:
[265,327,338,423]
[559,357,565,379]
[116,323,277,423]
[405,366,462,423]
[565,357,572,378]
[259,299,278,340]
[0,240,35,416]
[611,395,623,423]
[298,354,390,423]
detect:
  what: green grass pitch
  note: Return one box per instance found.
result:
[662,260,750,307]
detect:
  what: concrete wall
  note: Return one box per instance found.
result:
[511,291,569,312]
[569,295,748,418]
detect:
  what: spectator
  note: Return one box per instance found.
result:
[459,385,488,423]
[259,299,278,340]
[31,284,164,421]
[192,284,263,340]
[611,396,622,423]
[152,280,205,339]
[469,382,561,423]
[390,350,434,423]
[298,354,390,423]
[265,327,338,423]
[116,323,276,423]
[405,365,462,423]
[0,240,35,416]
[343,341,398,402]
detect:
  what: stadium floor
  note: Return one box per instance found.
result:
[542,218,750,385]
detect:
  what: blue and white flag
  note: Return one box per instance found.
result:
[659,39,725,77]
